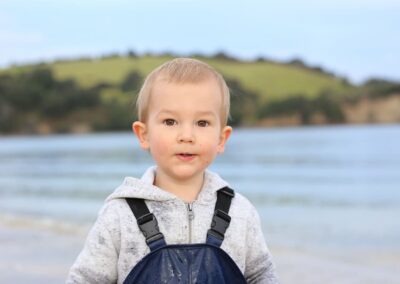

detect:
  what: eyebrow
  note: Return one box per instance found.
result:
[157,110,217,117]
[195,111,217,117]
[155,110,176,117]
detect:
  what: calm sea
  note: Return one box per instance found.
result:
[1,125,399,250]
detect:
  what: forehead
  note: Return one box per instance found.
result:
[149,78,223,113]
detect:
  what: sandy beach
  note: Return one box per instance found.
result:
[1,216,399,284]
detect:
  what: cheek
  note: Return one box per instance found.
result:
[198,140,220,159]
[151,139,169,156]
[148,132,171,156]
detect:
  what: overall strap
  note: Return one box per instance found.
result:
[126,198,166,251]
[206,186,235,247]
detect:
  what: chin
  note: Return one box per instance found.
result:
[171,167,204,180]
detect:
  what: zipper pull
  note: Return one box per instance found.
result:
[187,203,194,221]
[187,203,195,243]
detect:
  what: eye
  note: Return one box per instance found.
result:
[197,120,209,127]
[163,119,177,126]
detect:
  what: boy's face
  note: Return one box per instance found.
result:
[133,78,232,183]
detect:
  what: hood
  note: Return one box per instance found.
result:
[106,166,230,205]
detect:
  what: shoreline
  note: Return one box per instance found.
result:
[1,218,399,284]
[1,123,399,138]
[0,221,87,283]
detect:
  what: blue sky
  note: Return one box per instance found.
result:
[1,0,399,83]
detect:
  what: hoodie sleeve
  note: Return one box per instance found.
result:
[244,205,279,284]
[66,203,120,284]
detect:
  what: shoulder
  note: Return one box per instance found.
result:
[95,198,134,233]
[100,198,128,217]
[230,190,259,218]
[231,191,254,208]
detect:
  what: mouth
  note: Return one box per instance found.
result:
[176,153,196,161]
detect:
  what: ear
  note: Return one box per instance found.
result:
[217,126,232,154]
[132,121,150,150]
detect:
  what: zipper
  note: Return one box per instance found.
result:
[187,202,194,243]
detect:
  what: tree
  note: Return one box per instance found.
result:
[313,90,345,123]
[226,78,259,125]
[120,71,143,92]
[258,95,312,124]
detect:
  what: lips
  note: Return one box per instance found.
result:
[176,153,196,161]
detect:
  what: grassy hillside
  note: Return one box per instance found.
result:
[2,55,369,134]
[201,59,351,101]
[7,55,352,102]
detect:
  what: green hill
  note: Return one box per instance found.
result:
[5,55,352,101]
[1,54,365,134]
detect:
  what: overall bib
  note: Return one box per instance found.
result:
[123,187,247,284]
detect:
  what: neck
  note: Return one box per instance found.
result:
[154,170,204,203]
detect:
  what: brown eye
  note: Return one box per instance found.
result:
[197,120,209,127]
[163,119,176,126]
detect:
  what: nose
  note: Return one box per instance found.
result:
[177,124,195,143]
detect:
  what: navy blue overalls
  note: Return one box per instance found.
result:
[123,187,247,283]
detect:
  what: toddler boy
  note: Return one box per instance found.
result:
[67,58,278,283]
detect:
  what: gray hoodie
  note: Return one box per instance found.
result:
[67,167,278,284]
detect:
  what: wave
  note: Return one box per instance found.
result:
[0,213,91,236]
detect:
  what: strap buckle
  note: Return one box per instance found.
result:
[219,187,235,198]
[207,209,231,240]
[136,213,164,244]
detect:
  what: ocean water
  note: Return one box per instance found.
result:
[1,125,399,250]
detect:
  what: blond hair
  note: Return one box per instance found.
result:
[136,58,230,125]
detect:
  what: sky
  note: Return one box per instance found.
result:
[1,0,399,84]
